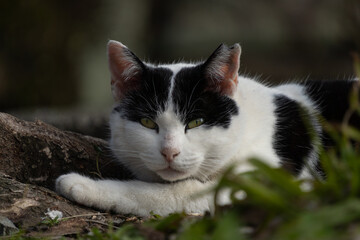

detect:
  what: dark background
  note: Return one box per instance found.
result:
[0,0,359,137]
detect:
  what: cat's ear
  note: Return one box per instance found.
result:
[203,43,241,96]
[107,40,144,101]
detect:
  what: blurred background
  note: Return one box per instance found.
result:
[0,0,359,138]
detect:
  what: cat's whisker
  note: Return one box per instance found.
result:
[186,79,202,109]
[136,93,158,113]
[111,148,140,153]
[195,168,213,182]
[187,98,204,115]
[139,152,157,157]
[112,152,139,158]
[126,161,148,170]
[186,108,204,117]
[112,151,139,156]
[197,161,221,176]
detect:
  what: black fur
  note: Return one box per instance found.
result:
[305,80,359,126]
[116,66,172,124]
[115,62,239,133]
[304,80,360,148]
[273,95,313,176]
[172,65,239,131]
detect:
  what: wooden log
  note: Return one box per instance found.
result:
[0,113,139,237]
[0,112,133,190]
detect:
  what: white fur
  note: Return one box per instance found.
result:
[56,63,319,216]
[56,173,213,216]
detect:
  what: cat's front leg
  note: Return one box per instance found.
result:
[56,173,103,205]
[56,173,213,216]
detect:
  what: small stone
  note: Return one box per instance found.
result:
[113,219,125,225]
[44,209,63,220]
[0,215,19,236]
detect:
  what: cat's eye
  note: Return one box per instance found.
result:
[140,118,158,130]
[187,118,205,130]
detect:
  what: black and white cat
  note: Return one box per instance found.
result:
[56,40,359,216]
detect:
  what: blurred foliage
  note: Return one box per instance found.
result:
[79,225,144,240]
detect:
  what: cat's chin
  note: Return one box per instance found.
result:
[155,167,190,182]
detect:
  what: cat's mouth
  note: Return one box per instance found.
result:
[156,167,188,181]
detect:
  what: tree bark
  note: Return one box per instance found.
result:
[0,112,139,237]
[0,112,133,190]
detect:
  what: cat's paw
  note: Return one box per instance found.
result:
[55,173,98,205]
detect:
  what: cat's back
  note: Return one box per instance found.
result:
[274,79,359,127]
[304,79,359,127]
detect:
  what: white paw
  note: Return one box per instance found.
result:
[55,173,97,205]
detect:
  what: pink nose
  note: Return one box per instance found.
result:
[161,147,180,163]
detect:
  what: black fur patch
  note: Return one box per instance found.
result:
[172,65,239,130]
[273,95,313,176]
[304,80,359,125]
[115,63,238,133]
[304,80,360,148]
[115,66,172,123]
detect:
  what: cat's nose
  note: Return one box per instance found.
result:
[161,147,180,163]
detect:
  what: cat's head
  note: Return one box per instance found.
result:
[108,40,242,182]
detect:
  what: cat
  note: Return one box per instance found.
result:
[56,40,359,216]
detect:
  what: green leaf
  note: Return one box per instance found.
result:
[249,158,303,197]
[275,198,360,240]
[177,219,212,240]
[212,212,246,240]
